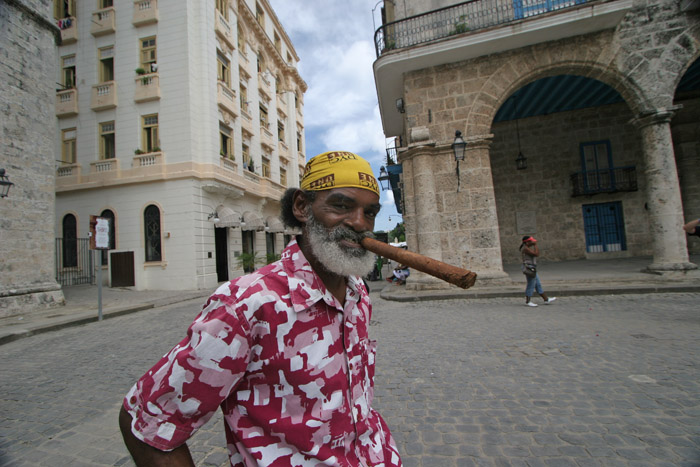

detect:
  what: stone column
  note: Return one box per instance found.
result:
[399,130,509,291]
[632,109,696,271]
[400,140,448,290]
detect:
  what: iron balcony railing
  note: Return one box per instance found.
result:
[374,0,589,56]
[570,166,637,197]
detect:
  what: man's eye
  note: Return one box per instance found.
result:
[365,211,378,219]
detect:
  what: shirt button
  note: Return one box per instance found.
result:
[129,396,137,404]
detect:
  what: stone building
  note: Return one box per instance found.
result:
[0,0,65,318]
[53,0,306,291]
[373,0,700,290]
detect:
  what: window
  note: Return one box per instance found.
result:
[100,0,113,8]
[580,140,613,190]
[266,232,276,258]
[237,27,245,52]
[217,52,230,87]
[277,120,285,142]
[99,209,116,265]
[54,0,75,19]
[260,105,268,129]
[220,123,232,159]
[140,36,157,72]
[262,156,271,178]
[62,213,78,268]
[240,85,249,113]
[141,114,159,152]
[242,143,251,167]
[274,32,281,53]
[98,46,114,83]
[295,92,300,110]
[99,121,115,159]
[61,128,76,163]
[144,204,162,262]
[257,52,266,74]
[61,55,76,88]
[216,0,228,20]
[255,3,264,26]
[241,230,255,272]
[296,130,302,152]
[280,167,287,186]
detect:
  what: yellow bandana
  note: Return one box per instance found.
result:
[300,151,379,196]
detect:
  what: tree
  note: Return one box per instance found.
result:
[389,222,405,242]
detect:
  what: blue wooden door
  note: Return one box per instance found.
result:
[582,202,626,253]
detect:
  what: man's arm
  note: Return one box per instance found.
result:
[683,219,700,234]
[119,406,195,467]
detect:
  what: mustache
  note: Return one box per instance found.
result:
[328,226,375,244]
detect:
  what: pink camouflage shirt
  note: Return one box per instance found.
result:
[123,239,402,466]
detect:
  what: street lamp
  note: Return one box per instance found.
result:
[0,169,14,198]
[451,131,466,192]
[378,166,391,191]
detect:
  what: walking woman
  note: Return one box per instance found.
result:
[520,236,556,307]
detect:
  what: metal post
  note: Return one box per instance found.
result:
[97,251,103,321]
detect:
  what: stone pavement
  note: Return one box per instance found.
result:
[0,287,698,466]
[1,255,699,346]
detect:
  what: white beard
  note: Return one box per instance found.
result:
[305,213,376,277]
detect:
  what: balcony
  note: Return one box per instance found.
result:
[220,156,238,173]
[90,158,119,174]
[373,0,632,136]
[570,166,638,197]
[134,73,161,102]
[376,0,634,56]
[57,17,77,44]
[133,151,164,175]
[56,163,81,178]
[91,81,117,111]
[258,73,272,100]
[133,0,158,26]
[91,7,116,36]
[215,11,235,49]
[56,89,78,118]
[217,81,237,115]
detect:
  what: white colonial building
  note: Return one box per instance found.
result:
[53,0,306,291]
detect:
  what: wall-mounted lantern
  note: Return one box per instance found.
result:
[0,169,14,198]
[451,131,466,192]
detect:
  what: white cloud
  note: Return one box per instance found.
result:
[267,1,400,230]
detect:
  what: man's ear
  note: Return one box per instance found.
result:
[291,190,311,224]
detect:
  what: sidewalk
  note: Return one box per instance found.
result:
[1,255,699,345]
[380,254,700,301]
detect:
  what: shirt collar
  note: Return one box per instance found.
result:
[281,238,365,313]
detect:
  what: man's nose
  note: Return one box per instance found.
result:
[344,208,372,232]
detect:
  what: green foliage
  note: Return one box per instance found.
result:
[134,148,144,155]
[135,67,147,75]
[265,253,281,264]
[451,16,469,35]
[389,222,405,243]
[236,252,261,272]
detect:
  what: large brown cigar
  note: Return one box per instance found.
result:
[360,237,477,289]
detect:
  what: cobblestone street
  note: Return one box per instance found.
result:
[1,292,698,466]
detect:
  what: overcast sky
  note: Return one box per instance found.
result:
[268,0,402,232]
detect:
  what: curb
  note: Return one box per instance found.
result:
[0,292,209,346]
[380,283,700,302]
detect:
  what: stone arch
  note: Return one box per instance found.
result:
[466,60,648,139]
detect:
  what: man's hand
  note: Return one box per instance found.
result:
[119,406,195,467]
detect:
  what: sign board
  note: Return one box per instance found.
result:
[89,215,111,250]
[516,211,537,235]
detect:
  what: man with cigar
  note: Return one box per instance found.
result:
[119,151,402,466]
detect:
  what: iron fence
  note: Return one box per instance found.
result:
[374,0,590,57]
[570,166,638,197]
[55,237,95,286]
